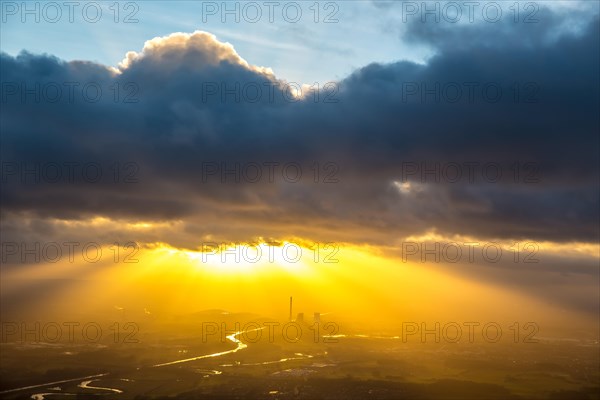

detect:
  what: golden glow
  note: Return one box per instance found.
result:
[2,216,597,332]
[48,216,183,230]
[399,231,600,258]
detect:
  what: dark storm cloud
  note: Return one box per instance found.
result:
[0,10,598,247]
[399,2,597,51]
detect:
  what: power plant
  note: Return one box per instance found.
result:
[289,296,321,324]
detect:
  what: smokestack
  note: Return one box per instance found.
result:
[314,312,321,324]
[289,296,293,321]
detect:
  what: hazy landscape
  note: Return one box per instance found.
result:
[1,309,598,400]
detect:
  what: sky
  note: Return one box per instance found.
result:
[1,0,435,84]
[3,1,596,84]
[0,1,599,330]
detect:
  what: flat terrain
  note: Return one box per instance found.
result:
[1,314,598,400]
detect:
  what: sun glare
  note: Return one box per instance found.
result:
[152,241,315,275]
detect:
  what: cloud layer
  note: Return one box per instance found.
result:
[1,11,598,249]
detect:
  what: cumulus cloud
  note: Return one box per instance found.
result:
[118,31,274,76]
